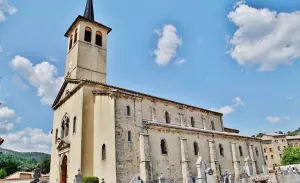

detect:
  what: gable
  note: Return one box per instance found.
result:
[57,140,70,151]
[52,79,81,109]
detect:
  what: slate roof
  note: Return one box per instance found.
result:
[84,0,94,21]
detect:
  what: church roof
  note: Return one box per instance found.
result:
[84,0,94,21]
[64,0,112,37]
[52,78,223,116]
[64,15,112,37]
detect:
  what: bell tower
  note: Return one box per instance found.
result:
[64,0,112,83]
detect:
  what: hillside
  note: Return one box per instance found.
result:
[0,147,50,162]
[0,147,50,177]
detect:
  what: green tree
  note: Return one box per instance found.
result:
[256,133,264,137]
[281,147,300,165]
[38,157,51,174]
[0,169,7,179]
[0,154,19,175]
[278,131,284,134]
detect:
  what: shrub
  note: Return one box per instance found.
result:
[82,176,99,183]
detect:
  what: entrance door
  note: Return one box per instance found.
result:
[61,156,68,183]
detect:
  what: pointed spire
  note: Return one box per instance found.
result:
[84,0,94,21]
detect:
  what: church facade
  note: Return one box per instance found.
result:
[50,1,266,183]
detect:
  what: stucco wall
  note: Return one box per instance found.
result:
[93,91,117,183]
[50,86,84,183]
[262,135,289,168]
[65,20,108,83]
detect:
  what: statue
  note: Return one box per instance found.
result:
[30,169,42,183]
[0,137,4,146]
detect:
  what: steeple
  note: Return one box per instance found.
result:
[64,0,112,83]
[84,0,94,21]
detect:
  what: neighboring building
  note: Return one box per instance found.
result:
[0,172,49,183]
[50,1,266,183]
[261,134,300,169]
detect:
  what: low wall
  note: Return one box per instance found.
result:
[278,164,300,171]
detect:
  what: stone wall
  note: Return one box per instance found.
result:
[114,96,265,183]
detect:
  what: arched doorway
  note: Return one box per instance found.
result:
[61,156,68,183]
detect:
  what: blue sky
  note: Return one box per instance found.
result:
[1,0,300,152]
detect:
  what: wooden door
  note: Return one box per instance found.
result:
[61,156,67,183]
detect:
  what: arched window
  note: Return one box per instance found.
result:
[102,144,106,160]
[61,114,70,138]
[193,142,199,156]
[278,146,281,151]
[55,129,58,143]
[219,144,224,156]
[191,117,195,127]
[61,122,65,139]
[151,107,156,120]
[127,105,131,116]
[165,111,170,124]
[74,29,78,43]
[69,35,73,50]
[264,148,266,153]
[65,121,69,137]
[255,147,259,156]
[84,27,92,42]
[211,121,215,130]
[239,146,243,156]
[73,117,76,134]
[95,31,102,46]
[128,131,132,142]
[160,139,167,155]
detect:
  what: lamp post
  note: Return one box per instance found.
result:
[0,76,3,146]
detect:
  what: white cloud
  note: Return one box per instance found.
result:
[0,0,17,22]
[47,56,58,62]
[1,128,51,153]
[12,74,29,90]
[227,1,300,71]
[0,122,13,132]
[10,55,64,105]
[266,116,282,123]
[210,97,244,115]
[153,24,183,66]
[0,10,5,21]
[0,106,16,120]
[175,59,186,65]
[0,106,20,132]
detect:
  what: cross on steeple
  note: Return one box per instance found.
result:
[84,0,94,21]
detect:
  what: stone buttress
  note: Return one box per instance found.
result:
[208,140,220,183]
[180,138,192,183]
[231,143,240,181]
[139,133,153,182]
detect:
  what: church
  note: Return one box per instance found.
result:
[50,1,266,183]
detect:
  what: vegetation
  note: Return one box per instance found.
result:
[0,169,7,179]
[256,127,300,137]
[83,176,100,183]
[0,148,50,176]
[281,147,300,165]
[256,133,264,137]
